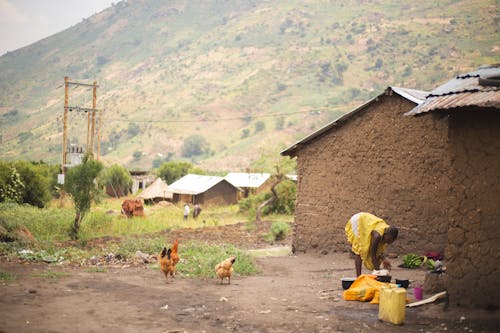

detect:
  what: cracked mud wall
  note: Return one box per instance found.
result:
[444,109,500,309]
[292,93,451,256]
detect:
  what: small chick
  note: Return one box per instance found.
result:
[215,256,236,285]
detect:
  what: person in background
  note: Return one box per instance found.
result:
[193,204,202,219]
[183,203,190,221]
[345,212,398,276]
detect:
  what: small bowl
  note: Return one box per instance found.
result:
[395,279,410,288]
[375,275,392,283]
[341,277,356,290]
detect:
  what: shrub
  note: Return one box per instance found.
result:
[0,161,55,207]
[265,221,290,242]
[254,121,266,133]
[101,164,132,197]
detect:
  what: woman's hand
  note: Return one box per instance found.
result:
[382,259,392,270]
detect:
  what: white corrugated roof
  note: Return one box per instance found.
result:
[166,174,226,195]
[224,172,271,188]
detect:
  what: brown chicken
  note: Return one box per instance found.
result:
[158,247,175,282]
[171,238,180,266]
[215,256,236,284]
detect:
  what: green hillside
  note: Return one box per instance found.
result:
[0,0,498,172]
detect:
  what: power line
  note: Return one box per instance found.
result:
[101,105,352,124]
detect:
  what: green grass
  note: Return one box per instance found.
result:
[176,242,260,278]
[0,200,290,278]
[84,267,107,273]
[0,270,16,283]
[32,270,70,283]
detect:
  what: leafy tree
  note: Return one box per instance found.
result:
[15,161,52,208]
[254,121,266,133]
[0,161,55,207]
[132,151,142,161]
[157,161,193,184]
[181,135,209,157]
[127,123,141,138]
[0,163,24,204]
[64,154,103,239]
[152,152,174,169]
[241,128,250,139]
[275,117,285,130]
[101,164,132,197]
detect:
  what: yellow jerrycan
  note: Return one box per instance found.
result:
[378,285,406,325]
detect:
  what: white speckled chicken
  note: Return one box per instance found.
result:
[215,256,236,285]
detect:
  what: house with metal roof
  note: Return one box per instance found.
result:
[280,86,459,260]
[166,174,239,206]
[405,64,500,310]
[224,172,272,198]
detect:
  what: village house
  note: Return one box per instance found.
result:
[405,64,500,309]
[166,174,239,206]
[137,177,172,204]
[224,172,272,199]
[280,86,455,257]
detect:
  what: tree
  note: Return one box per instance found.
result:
[254,121,266,133]
[0,163,24,204]
[181,135,209,158]
[255,169,285,222]
[64,154,103,239]
[101,164,132,197]
[15,161,52,208]
[157,161,193,184]
[132,151,142,161]
[0,161,55,207]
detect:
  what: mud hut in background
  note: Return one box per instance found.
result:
[406,64,500,309]
[166,174,239,206]
[137,178,172,204]
[280,86,454,256]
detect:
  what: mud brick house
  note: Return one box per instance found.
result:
[406,65,500,309]
[280,86,459,256]
[166,174,239,206]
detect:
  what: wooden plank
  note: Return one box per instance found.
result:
[406,291,447,307]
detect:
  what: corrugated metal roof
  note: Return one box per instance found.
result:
[137,178,172,200]
[406,65,500,116]
[224,172,271,188]
[281,86,428,157]
[391,87,428,104]
[166,174,227,195]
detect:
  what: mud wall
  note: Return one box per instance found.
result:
[292,92,451,257]
[202,181,238,206]
[444,109,500,309]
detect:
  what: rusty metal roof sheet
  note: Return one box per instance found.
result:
[281,86,428,157]
[406,65,500,116]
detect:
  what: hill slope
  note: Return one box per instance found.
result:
[0,0,498,171]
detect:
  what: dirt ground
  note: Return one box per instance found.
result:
[1,222,498,333]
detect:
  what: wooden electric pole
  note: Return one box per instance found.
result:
[60,77,100,205]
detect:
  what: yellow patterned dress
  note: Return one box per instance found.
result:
[345,212,389,270]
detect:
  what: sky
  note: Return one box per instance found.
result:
[0,0,115,55]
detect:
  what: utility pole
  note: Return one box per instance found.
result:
[60,77,100,206]
[60,76,70,206]
[97,109,103,161]
[90,81,97,156]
